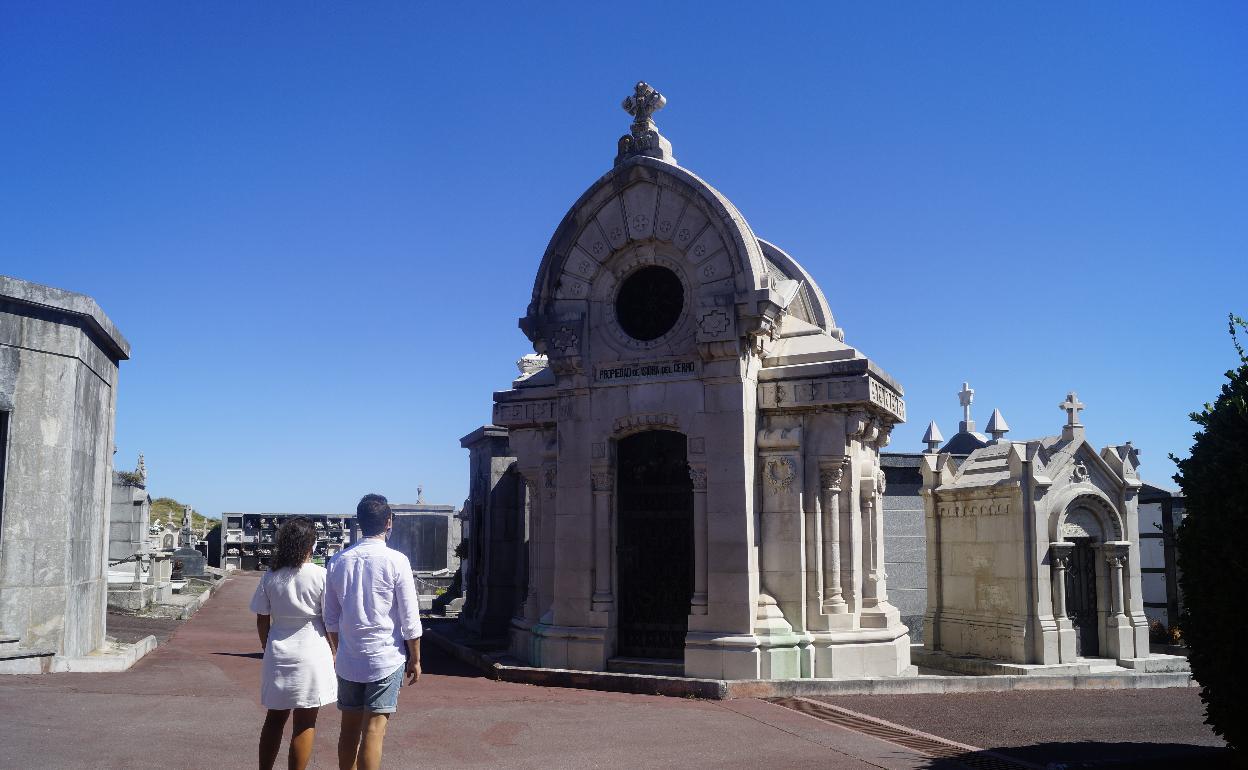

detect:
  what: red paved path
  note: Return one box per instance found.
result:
[0,575,928,769]
[0,574,1230,769]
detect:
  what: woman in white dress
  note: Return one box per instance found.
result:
[250,518,337,770]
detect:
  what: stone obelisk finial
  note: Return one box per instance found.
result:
[615,81,676,166]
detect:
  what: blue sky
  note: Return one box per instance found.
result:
[2,3,1244,516]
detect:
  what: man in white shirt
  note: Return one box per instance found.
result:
[325,494,422,770]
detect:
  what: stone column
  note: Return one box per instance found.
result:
[1050,543,1072,620]
[1103,542,1134,660]
[867,469,889,606]
[688,463,708,615]
[1049,541,1076,662]
[1107,550,1126,620]
[819,458,848,614]
[521,476,541,623]
[590,469,614,612]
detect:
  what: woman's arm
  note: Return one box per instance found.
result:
[256,614,270,650]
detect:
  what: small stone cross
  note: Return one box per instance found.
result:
[622,82,666,130]
[1059,391,1085,427]
[957,382,974,424]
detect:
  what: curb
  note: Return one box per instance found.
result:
[425,627,1195,700]
[50,634,158,673]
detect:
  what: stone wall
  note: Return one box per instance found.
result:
[881,454,926,641]
[0,277,129,658]
[108,476,149,564]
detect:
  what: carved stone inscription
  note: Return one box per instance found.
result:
[937,501,1010,518]
[758,374,906,420]
[494,399,558,427]
[868,379,907,421]
[596,359,696,384]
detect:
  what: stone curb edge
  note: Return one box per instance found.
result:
[425,628,1195,700]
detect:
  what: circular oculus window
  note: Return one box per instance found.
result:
[614,266,685,342]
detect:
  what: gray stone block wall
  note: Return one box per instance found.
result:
[108,477,150,563]
[0,277,129,658]
[882,454,927,641]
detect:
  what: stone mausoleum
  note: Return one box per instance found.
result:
[917,391,1183,673]
[0,276,130,671]
[486,83,911,680]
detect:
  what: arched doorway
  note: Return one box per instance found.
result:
[615,430,693,660]
[1057,501,1118,657]
[1065,537,1099,655]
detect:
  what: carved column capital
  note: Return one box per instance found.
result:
[818,456,848,491]
[542,466,557,499]
[591,471,613,492]
[687,465,707,491]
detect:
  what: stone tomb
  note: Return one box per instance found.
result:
[457,426,526,638]
[487,84,911,680]
[918,392,1184,673]
[0,276,130,668]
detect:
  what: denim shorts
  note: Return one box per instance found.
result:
[337,664,404,714]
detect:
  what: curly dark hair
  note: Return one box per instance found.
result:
[271,517,318,571]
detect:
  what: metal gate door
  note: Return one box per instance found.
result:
[1065,537,1100,656]
[616,431,693,660]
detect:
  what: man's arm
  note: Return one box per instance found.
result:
[256,614,270,650]
[404,637,421,685]
[322,563,342,638]
[393,562,423,685]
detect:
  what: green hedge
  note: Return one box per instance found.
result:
[1173,314,1248,752]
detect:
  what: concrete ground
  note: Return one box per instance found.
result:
[819,689,1230,767]
[0,574,1232,769]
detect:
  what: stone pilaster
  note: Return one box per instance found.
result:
[590,469,614,612]
[688,463,708,615]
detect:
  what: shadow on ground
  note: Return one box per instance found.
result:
[420,641,491,679]
[919,741,1235,769]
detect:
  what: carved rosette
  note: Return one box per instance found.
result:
[1071,460,1090,483]
[764,456,797,491]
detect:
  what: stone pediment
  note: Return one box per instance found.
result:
[1044,439,1125,497]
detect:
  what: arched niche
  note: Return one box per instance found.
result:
[1050,490,1124,543]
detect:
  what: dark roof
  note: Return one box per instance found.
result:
[939,431,990,455]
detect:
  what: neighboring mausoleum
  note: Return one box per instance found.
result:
[0,276,130,671]
[485,83,911,680]
[917,391,1185,673]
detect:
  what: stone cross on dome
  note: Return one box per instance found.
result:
[957,381,976,433]
[616,81,676,166]
[623,81,666,131]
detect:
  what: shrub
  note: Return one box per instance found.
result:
[1173,313,1248,751]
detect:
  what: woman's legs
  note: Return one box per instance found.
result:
[259,709,290,770]
[288,707,320,770]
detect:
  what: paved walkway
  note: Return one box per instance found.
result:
[0,574,1230,769]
